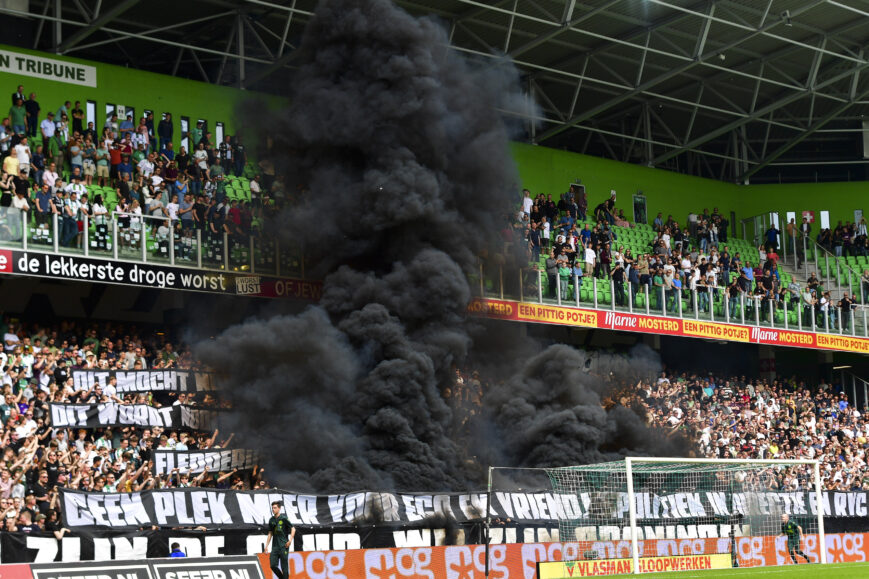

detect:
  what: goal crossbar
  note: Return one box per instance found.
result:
[489,457,829,576]
[619,457,827,572]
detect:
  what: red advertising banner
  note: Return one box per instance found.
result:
[256,533,869,579]
[468,298,869,355]
[0,564,32,579]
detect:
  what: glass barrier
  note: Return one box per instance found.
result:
[480,263,869,339]
[0,208,26,250]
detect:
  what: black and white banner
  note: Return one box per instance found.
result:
[49,403,223,430]
[5,520,869,564]
[0,249,322,299]
[59,488,869,532]
[153,449,261,475]
[28,555,263,578]
[72,370,215,393]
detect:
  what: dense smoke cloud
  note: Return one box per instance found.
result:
[480,344,690,470]
[197,0,687,493]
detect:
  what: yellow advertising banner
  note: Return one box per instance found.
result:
[538,553,733,578]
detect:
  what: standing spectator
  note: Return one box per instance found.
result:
[527,222,541,264]
[218,135,233,175]
[233,135,247,176]
[612,261,626,306]
[14,136,31,177]
[765,224,780,253]
[95,141,110,186]
[11,85,24,106]
[83,121,96,143]
[40,111,55,143]
[145,112,156,153]
[31,144,45,187]
[119,114,134,142]
[71,102,84,135]
[34,183,53,228]
[9,98,26,136]
[158,114,173,152]
[49,132,64,174]
[544,248,558,298]
[0,118,10,158]
[67,135,83,176]
[55,100,70,121]
[24,93,39,138]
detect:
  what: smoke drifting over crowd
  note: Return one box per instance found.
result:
[196,0,687,493]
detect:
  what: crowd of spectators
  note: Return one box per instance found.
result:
[0,83,286,251]
[814,219,869,258]
[517,186,865,326]
[0,317,267,536]
[624,370,868,491]
[0,310,864,538]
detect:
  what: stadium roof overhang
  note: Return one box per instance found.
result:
[5,0,869,182]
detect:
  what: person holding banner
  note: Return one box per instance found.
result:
[265,501,295,579]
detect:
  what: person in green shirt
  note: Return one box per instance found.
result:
[780,514,813,564]
[558,260,571,300]
[190,121,203,149]
[9,99,27,135]
[265,501,295,579]
[652,269,664,310]
[132,144,146,165]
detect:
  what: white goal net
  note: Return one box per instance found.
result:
[491,458,826,577]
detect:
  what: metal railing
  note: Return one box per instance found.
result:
[476,263,869,339]
[0,207,304,277]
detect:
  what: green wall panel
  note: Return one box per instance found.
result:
[1,45,863,234]
[0,44,282,152]
[510,142,866,233]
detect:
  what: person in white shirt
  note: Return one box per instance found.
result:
[14,138,31,176]
[137,155,155,182]
[166,193,180,223]
[194,143,208,170]
[91,195,108,225]
[11,189,29,213]
[39,112,56,141]
[249,175,261,198]
[3,326,19,352]
[150,169,164,192]
[0,120,10,154]
[521,189,533,215]
[64,174,87,198]
[680,255,692,278]
[584,242,596,276]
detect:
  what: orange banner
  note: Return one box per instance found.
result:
[816,333,869,354]
[256,533,869,578]
[468,298,867,354]
[682,320,750,342]
[516,303,599,327]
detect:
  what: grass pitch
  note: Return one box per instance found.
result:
[602,562,869,579]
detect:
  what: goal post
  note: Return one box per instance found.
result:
[489,457,827,577]
[619,457,827,573]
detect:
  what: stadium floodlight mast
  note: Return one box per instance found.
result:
[486,457,827,577]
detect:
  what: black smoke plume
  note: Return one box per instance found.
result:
[197,0,688,494]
